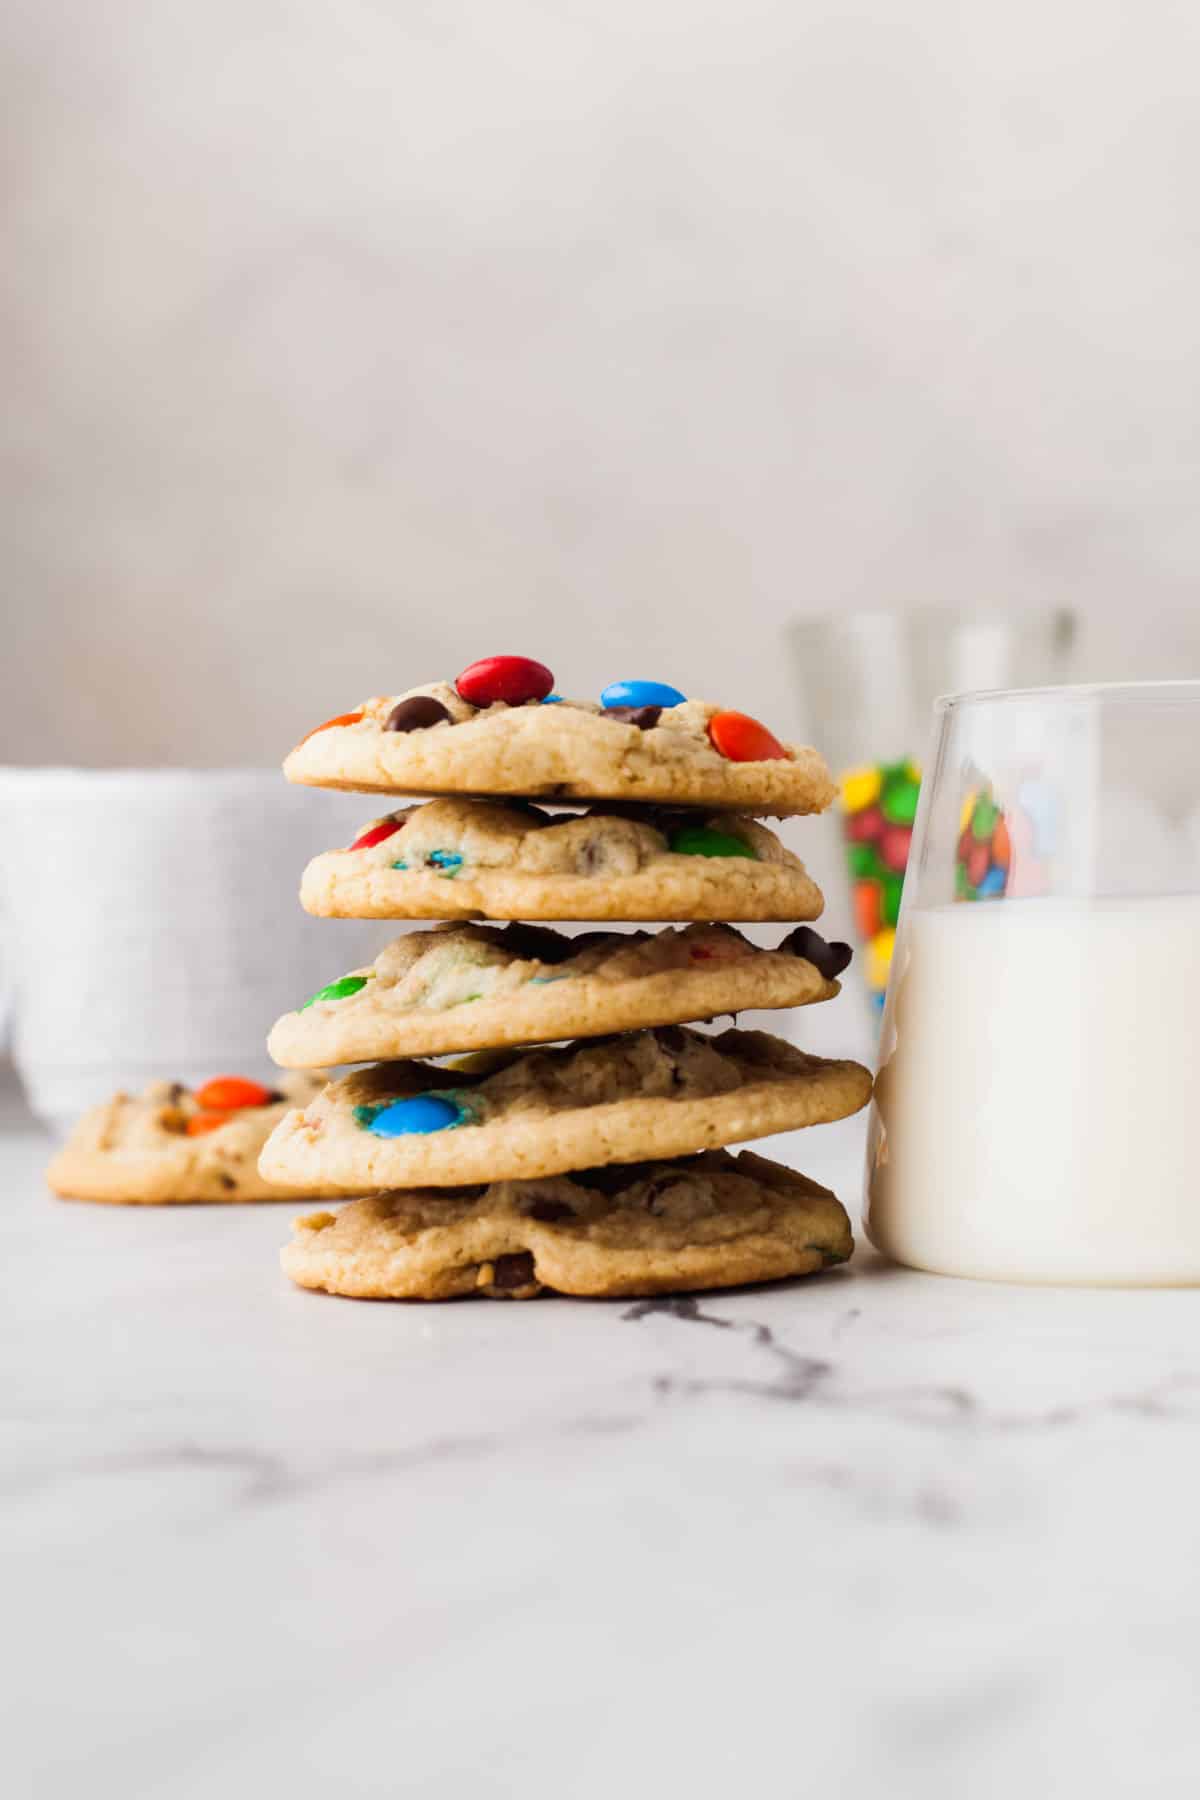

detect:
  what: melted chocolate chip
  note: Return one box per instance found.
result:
[452,1183,489,1201]
[527,1198,574,1223]
[570,1162,654,1196]
[654,1025,690,1055]
[385,695,452,733]
[499,922,578,965]
[780,926,853,981]
[602,705,662,730]
[490,1251,538,1290]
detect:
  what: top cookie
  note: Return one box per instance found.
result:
[285,664,835,817]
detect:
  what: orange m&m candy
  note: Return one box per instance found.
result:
[854,879,883,939]
[193,1076,274,1111]
[186,1112,230,1136]
[707,710,787,762]
[296,709,365,748]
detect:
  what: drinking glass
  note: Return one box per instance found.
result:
[0,769,395,1133]
[864,680,1200,1285]
[790,609,1074,1017]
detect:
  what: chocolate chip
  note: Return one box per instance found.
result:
[452,1183,489,1201]
[570,1162,653,1196]
[527,1198,574,1223]
[602,705,662,730]
[218,1173,237,1191]
[654,1025,690,1054]
[780,926,853,981]
[385,695,452,733]
[490,1251,538,1290]
[500,922,576,965]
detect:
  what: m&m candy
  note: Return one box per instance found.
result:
[193,1076,274,1111]
[349,818,404,852]
[297,710,364,747]
[300,975,370,1011]
[854,881,883,940]
[456,656,554,708]
[707,710,786,763]
[840,766,882,813]
[879,823,912,874]
[669,825,757,859]
[357,1094,466,1137]
[600,679,687,710]
[186,1113,230,1136]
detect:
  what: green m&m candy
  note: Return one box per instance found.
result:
[880,871,904,927]
[847,841,885,881]
[299,974,370,1011]
[669,825,757,859]
[971,794,999,840]
[880,768,920,827]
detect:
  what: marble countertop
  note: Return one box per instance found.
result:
[7,1100,1200,1798]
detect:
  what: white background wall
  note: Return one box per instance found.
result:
[5,0,1200,773]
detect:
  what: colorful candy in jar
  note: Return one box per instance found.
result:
[954,788,1012,901]
[839,758,921,1009]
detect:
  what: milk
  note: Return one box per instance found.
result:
[865,895,1200,1284]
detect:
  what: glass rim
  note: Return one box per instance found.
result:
[935,677,1200,713]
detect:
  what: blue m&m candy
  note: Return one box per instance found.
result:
[360,1094,464,1137]
[600,679,687,710]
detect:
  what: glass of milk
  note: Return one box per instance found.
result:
[864,681,1200,1285]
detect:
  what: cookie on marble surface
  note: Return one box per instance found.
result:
[281,1147,853,1300]
[268,922,851,1067]
[299,797,824,923]
[284,679,835,817]
[258,1026,873,1194]
[47,1072,334,1204]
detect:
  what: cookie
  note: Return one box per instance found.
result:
[269,922,847,1067]
[281,1147,853,1299]
[285,684,835,816]
[258,1026,873,1193]
[299,798,824,923]
[46,1072,335,1204]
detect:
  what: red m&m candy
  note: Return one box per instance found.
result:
[193,1076,274,1111]
[846,805,885,845]
[707,710,786,763]
[349,818,404,852]
[878,823,912,874]
[456,656,554,708]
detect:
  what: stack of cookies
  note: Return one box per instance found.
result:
[259,657,872,1301]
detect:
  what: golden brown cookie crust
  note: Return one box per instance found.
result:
[281,1148,853,1299]
[268,922,841,1067]
[46,1073,335,1204]
[298,798,824,923]
[284,688,836,817]
[258,1027,873,1193]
